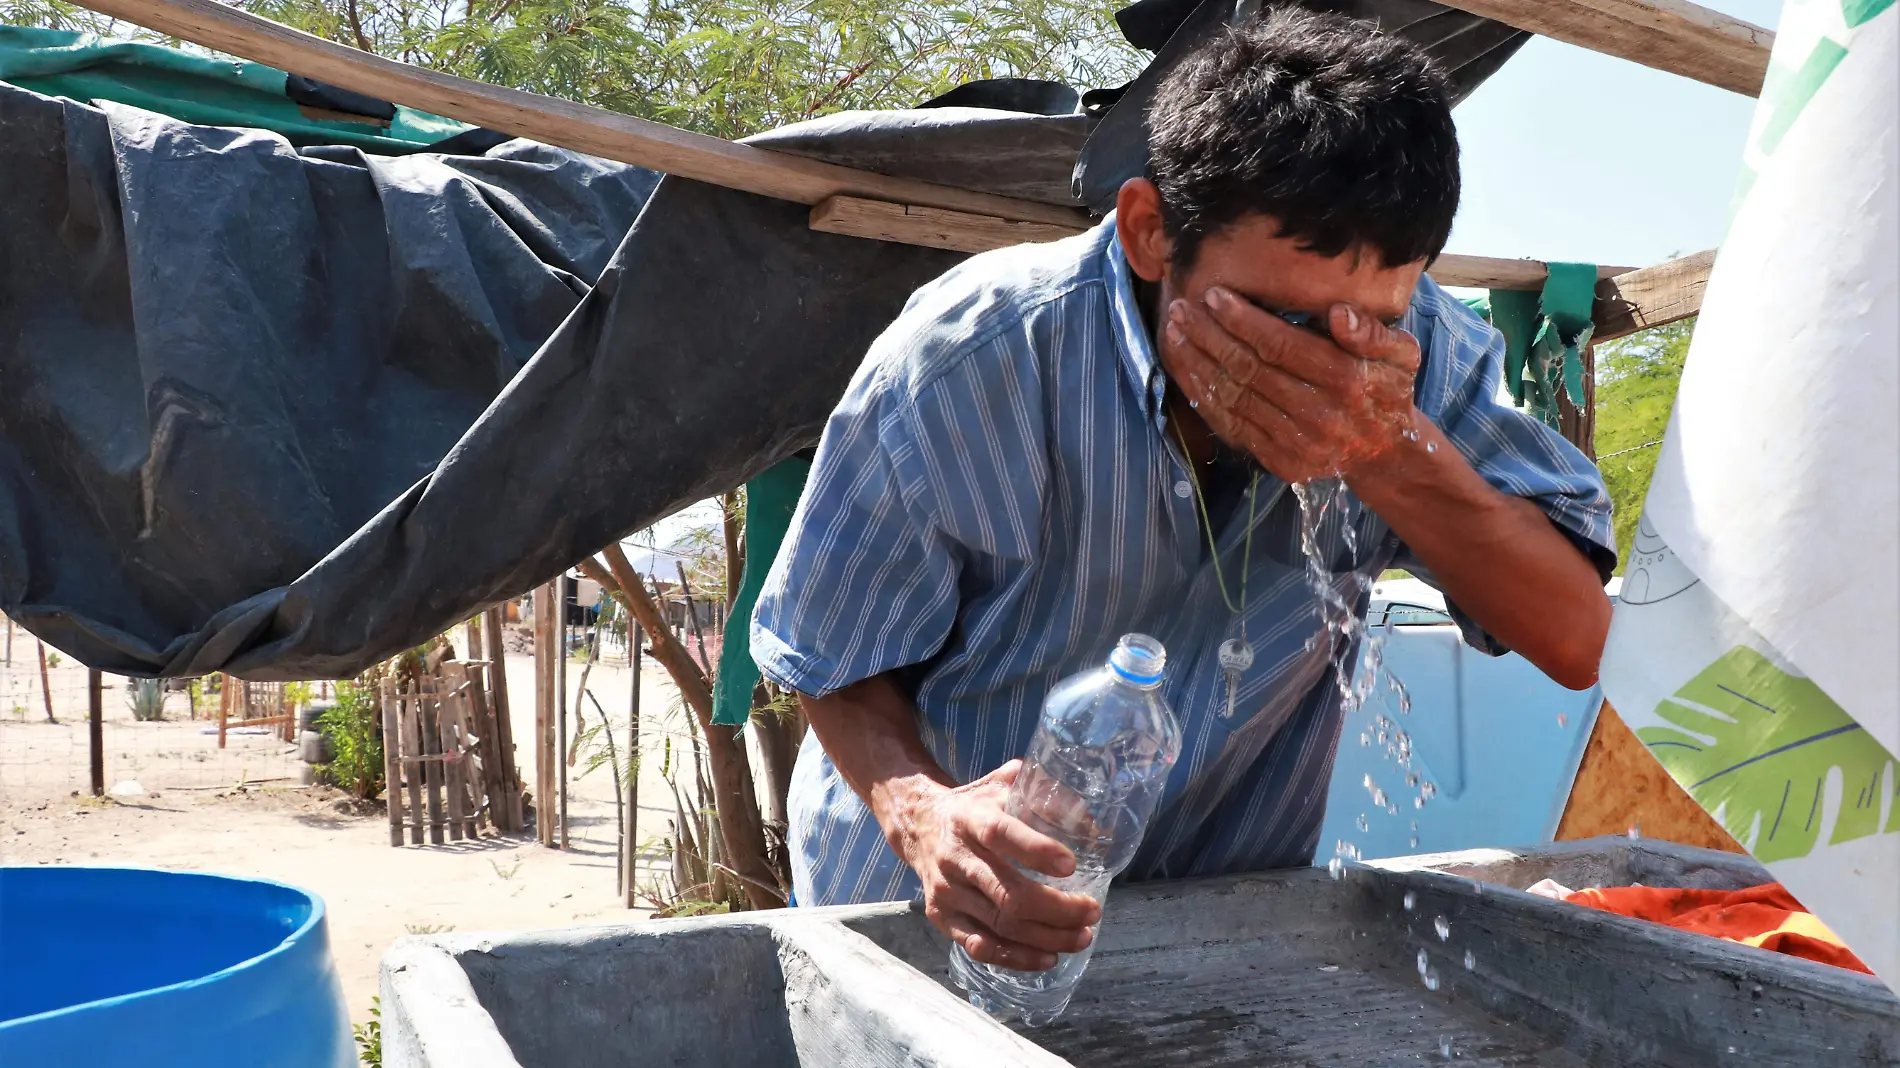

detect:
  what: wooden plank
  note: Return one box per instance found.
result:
[483,606,522,833]
[1591,248,1714,342]
[1429,255,1640,291]
[87,669,104,797]
[421,682,446,845]
[533,583,555,847]
[401,686,426,846]
[382,682,405,847]
[1439,0,1772,96]
[438,675,465,843]
[1557,701,1745,852]
[73,0,1085,233]
[810,196,1084,255]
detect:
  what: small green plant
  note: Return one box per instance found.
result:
[127,678,166,721]
[317,681,384,800]
[44,651,61,670]
[354,997,383,1068]
[283,681,317,709]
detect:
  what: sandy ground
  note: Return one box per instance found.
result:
[0,640,705,1039]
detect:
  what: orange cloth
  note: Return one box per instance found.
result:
[1564,882,1872,975]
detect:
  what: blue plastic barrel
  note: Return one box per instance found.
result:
[0,866,354,1067]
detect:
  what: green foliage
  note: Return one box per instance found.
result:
[1593,318,1693,571]
[1637,646,1899,861]
[318,681,385,800]
[354,997,383,1068]
[127,678,166,721]
[283,680,317,708]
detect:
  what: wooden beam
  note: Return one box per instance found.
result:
[76,0,1086,231]
[1440,0,1772,97]
[809,196,1643,293]
[1429,255,1640,292]
[1591,248,1714,342]
[810,196,1085,255]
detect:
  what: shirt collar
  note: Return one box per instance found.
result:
[1098,216,1170,430]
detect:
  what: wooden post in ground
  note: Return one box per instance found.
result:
[557,574,570,851]
[37,641,55,723]
[533,583,555,847]
[483,606,523,832]
[420,680,445,845]
[623,623,642,907]
[382,680,405,846]
[87,669,104,797]
[217,674,232,747]
[4,614,12,665]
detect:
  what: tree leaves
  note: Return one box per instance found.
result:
[1637,646,1898,862]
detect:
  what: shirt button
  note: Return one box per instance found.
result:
[1174,480,1192,498]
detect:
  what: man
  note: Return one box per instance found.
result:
[751,8,1614,972]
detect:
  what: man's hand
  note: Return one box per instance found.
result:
[1163,285,1421,482]
[887,760,1101,971]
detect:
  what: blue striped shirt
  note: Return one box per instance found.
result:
[752,218,1612,907]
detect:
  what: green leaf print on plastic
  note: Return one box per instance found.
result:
[1637,647,1899,862]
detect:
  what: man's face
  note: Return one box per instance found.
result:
[1114,178,1427,388]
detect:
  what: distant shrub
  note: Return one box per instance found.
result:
[318,682,384,800]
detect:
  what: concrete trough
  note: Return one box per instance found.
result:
[383,837,1900,1067]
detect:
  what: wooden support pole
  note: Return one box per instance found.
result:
[402,686,425,846]
[36,641,54,723]
[4,615,12,666]
[534,583,557,846]
[87,669,104,798]
[557,575,570,850]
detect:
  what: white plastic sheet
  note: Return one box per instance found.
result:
[1601,0,1899,987]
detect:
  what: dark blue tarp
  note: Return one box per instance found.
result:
[0,0,1524,679]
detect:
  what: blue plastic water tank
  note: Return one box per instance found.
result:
[0,866,354,1067]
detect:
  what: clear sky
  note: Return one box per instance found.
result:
[1445,0,1783,269]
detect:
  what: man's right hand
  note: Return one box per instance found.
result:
[887,760,1102,972]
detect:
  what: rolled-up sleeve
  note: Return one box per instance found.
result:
[1395,283,1617,655]
[750,358,963,697]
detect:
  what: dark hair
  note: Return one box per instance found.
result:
[1145,6,1460,270]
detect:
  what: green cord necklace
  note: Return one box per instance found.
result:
[1172,419,1260,719]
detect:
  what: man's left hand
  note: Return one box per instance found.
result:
[1163,285,1421,482]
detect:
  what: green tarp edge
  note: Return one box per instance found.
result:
[0,24,467,150]
[1483,261,1597,430]
[713,457,813,727]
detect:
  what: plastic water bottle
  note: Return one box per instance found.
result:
[949,633,1182,1025]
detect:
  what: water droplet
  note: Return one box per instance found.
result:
[1426,442,1438,454]
[1410,836,1420,848]
[1556,713,1568,728]
[1422,966,1440,991]
[1403,891,1417,911]
[1417,948,1429,976]
[1420,781,1437,801]
[1627,823,1642,840]
[1414,796,1425,809]
[1359,731,1370,747]
[1355,813,1369,832]
[1440,1035,1453,1058]
[1434,915,1450,941]
[1406,771,1421,788]
[1464,949,1476,970]
[1327,856,1344,880]
[1728,1047,1736,1055]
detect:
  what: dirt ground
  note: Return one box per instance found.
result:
[0,642,703,1039]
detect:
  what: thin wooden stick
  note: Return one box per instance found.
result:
[625,622,643,908]
[402,684,424,846]
[484,606,523,833]
[37,642,55,723]
[557,576,570,851]
[87,669,104,798]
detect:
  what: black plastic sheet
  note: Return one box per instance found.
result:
[0,0,1520,679]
